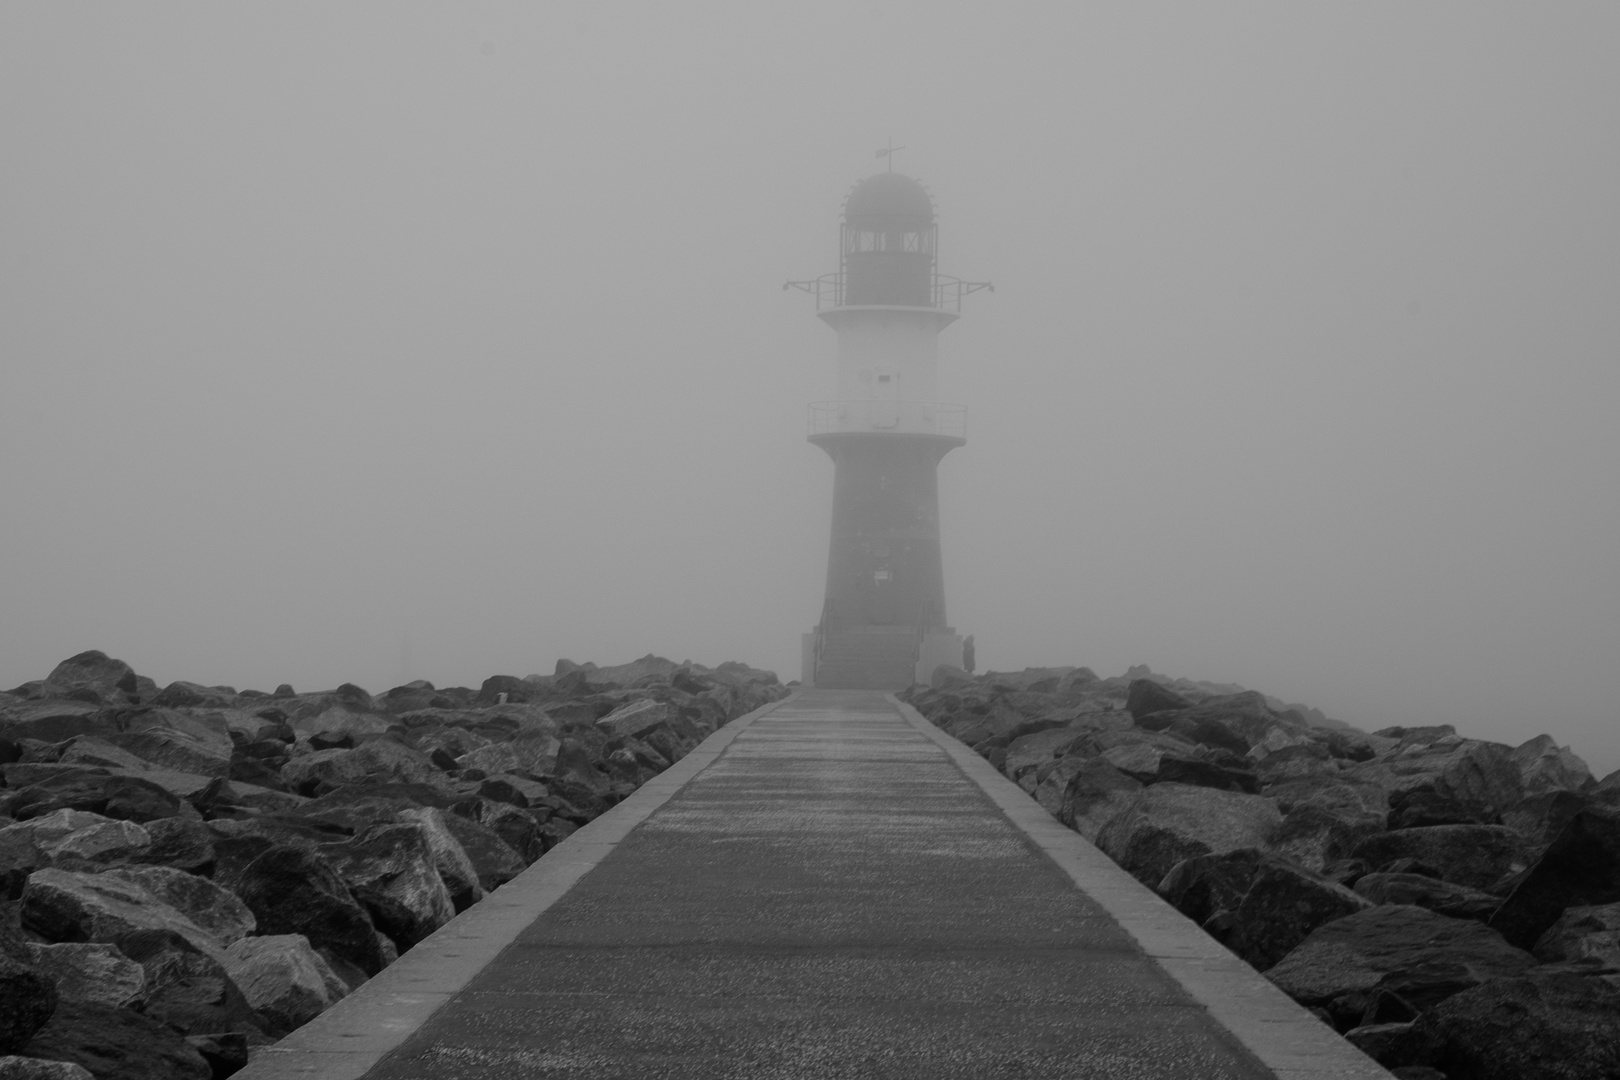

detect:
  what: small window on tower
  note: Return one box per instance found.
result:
[877,374,891,383]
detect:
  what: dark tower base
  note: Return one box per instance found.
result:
[809,431,961,689]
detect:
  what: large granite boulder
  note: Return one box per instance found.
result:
[103,712,233,778]
[320,822,454,948]
[1351,824,1528,891]
[231,845,388,976]
[98,866,254,947]
[1124,679,1193,720]
[4,772,119,822]
[1268,804,1383,874]
[1406,970,1620,1080]
[1264,905,1536,1010]
[437,810,528,892]
[1157,848,1266,926]
[1503,790,1594,855]
[20,869,228,960]
[1095,783,1282,887]
[23,943,145,1009]
[1003,726,1094,784]
[134,816,214,875]
[1489,806,1620,949]
[21,1001,210,1080]
[1532,901,1620,967]
[223,934,348,1034]
[1345,735,1525,825]
[594,699,678,741]
[1055,759,1143,842]
[1352,873,1503,921]
[281,738,443,795]
[1219,859,1373,970]
[39,653,142,706]
[1511,735,1596,798]
[114,927,262,1037]
[0,953,57,1052]
[0,1056,94,1080]
[395,807,483,911]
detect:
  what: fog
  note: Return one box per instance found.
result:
[2,5,1616,774]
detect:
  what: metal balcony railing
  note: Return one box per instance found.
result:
[784,272,992,313]
[808,400,967,440]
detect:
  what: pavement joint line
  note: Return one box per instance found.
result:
[887,694,1395,1080]
[232,689,801,1080]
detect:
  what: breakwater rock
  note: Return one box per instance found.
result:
[901,665,1620,1080]
[0,650,786,1080]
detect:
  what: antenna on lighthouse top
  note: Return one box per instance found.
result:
[875,137,904,173]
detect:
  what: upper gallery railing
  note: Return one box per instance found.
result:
[784,273,993,313]
[808,400,967,440]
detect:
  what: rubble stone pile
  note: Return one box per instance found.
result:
[0,650,786,1080]
[900,665,1620,1080]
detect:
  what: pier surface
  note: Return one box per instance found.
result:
[243,689,1389,1080]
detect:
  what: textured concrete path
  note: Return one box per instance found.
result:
[247,689,1390,1080]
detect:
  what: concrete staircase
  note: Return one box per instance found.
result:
[815,626,918,690]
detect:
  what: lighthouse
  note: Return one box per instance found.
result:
[791,171,990,689]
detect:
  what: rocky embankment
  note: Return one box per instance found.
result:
[0,650,786,1080]
[901,666,1620,1080]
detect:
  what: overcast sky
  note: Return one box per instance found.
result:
[2,4,1616,774]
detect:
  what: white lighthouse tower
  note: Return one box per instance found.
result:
[790,170,990,689]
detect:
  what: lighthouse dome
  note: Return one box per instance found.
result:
[844,173,933,222]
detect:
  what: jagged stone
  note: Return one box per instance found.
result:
[1353,873,1503,920]
[1502,790,1593,854]
[20,869,226,960]
[0,1056,95,1080]
[1220,859,1373,970]
[1124,679,1194,719]
[1489,806,1620,949]
[130,815,214,876]
[23,942,145,1009]
[1055,759,1142,842]
[1157,849,1266,925]
[1095,782,1282,887]
[1407,970,1620,1080]
[105,927,262,1037]
[21,1000,210,1080]
[4,772,116,821]
[223,934,348,1034]
[99,866,253,947]
[438,810,527,892]
[0,954,56,1053]
[320,822,454,948]
[41,653,141,706]
[396,807,483,912]
[1510,735,1594,798]
[106,711,234,777]
[1351,824,1529,891]
[1264,905,1536,1008]
[594,699,678,741]
[1532,901,1620,967]
[38,820,151,867]
[1268,804,1383,873]
[150,682,235,710]
[1002,726,1092,783]
[227,845,387,976]
[1345,737,1525,826]
[281,738,442,795]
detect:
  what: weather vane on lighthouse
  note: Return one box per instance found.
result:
[786,159,992,689]
[875,137,905,172]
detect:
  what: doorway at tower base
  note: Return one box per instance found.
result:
[801,625,963,690]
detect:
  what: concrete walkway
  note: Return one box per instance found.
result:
[244,690,1390,1080]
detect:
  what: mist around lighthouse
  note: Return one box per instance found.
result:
[3,6,1620,1079]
